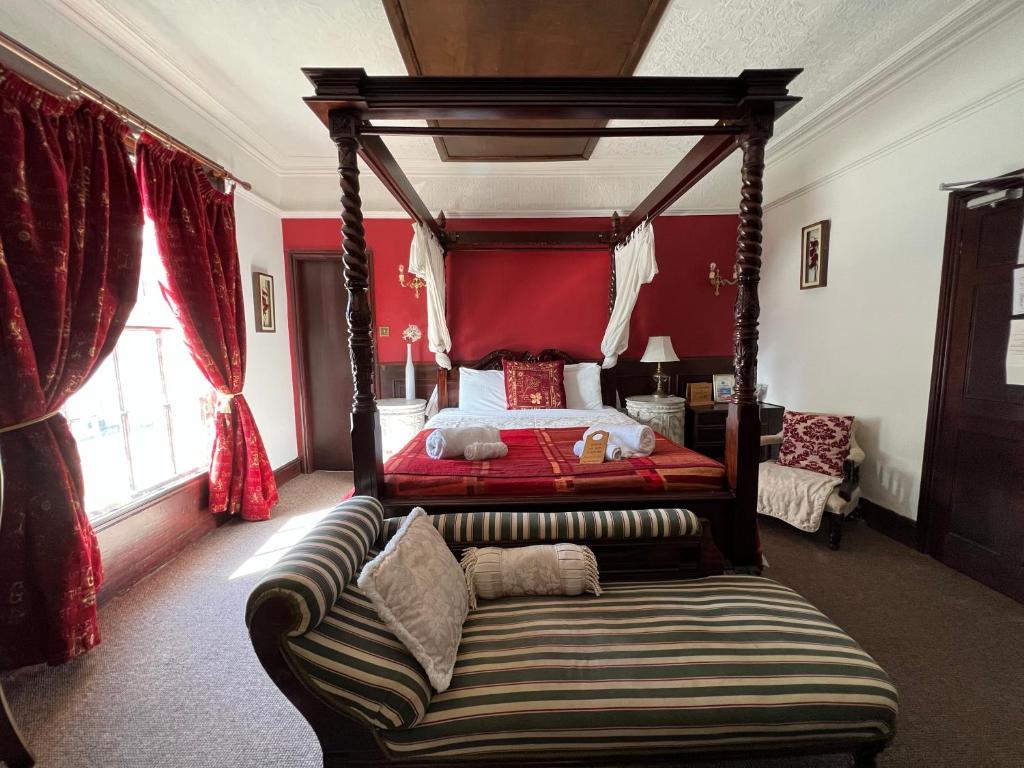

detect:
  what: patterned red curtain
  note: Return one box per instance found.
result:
[135,135,277,521]
[0,70,143,668]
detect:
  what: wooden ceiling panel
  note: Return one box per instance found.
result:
[382,0,668,161]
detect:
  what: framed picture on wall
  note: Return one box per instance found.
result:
[800,220,830,290]
[253,271,276,333]
[712,373,735,403]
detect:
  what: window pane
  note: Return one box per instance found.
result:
[127,408,175,490]
[163,330,215,471]
[65,356,132,515]
[116,329,166,412]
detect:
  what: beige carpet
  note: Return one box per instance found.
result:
[3,472,1023,767]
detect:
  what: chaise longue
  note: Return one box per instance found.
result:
[247,497,897,767]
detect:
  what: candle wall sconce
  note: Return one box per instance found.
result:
[398,264,426,299]
[708,261,738,296]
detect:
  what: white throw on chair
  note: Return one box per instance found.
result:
[758,414,864,550]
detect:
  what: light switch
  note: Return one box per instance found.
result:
[379,326,390,337]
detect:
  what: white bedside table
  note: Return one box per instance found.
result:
[625,395,686,445]
[378,398,427,460]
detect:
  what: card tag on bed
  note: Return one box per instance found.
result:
[579,430,609,464]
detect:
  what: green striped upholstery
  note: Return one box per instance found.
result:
[287,570,433,730]
[246,496,382,636]
[379,508,701,546]
[380,576,897,760]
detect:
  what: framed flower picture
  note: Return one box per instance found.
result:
[252,271,275,332]
[800,220,830,290]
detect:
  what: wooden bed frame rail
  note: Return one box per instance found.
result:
[306,68,801,569]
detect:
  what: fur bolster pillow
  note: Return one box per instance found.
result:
[460,543,602,610]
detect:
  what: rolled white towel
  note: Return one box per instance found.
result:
[573,439,623,461]
[582,423,655,457]
[464,441,508,461]
[425,426,501,459]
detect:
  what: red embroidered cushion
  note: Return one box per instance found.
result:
[503,360,566,410]
[776,411,854,477]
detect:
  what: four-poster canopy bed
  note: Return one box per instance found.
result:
[240,66,898,768]
[302,67,802,570]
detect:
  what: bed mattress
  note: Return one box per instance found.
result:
[383,408,726,498]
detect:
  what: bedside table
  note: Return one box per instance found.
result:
[684,402,785,461]
[378,398,426,460]
[624,395,686,445]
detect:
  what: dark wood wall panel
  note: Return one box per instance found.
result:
[612,356,735,400]
[378,356,735,404]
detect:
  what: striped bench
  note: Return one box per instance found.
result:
[247,497,896,767]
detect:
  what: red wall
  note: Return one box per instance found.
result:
[281,214,738,365]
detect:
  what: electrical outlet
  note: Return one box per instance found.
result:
[379,326,390,337]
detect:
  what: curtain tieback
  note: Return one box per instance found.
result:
[0,409,63,435]
[216,392,239,414]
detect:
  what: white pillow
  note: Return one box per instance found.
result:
[457,367,508,411]
[563,363,604,410]
[357,508,468,693]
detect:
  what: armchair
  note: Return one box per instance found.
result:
[759,423,865,549]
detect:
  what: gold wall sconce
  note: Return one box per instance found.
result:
[708,261,738,296]
[398,264,426,299]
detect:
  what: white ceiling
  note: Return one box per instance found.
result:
[0,0,982,215]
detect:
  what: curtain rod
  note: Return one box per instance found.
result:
[0,30,252,191]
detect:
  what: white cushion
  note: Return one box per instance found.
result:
[563,362,604,410]
[357,508,469,692]
[457,368,508,411]
[461,543,602,610]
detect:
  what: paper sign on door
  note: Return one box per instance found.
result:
[1013,268,1024,316]
[1008,319,1024,386]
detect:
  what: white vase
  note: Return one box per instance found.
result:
[405,343,416,400]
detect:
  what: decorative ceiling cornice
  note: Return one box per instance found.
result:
[767,0,1016,166]
[45,0,289,172]
[40,0,1021,214]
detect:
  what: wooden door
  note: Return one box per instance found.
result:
[921,179,1024,602]
[291,251,356,471]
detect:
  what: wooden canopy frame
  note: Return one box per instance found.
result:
[303,67,801,568]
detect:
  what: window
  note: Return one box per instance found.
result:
[62,221,215,522]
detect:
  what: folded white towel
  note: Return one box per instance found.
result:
[464,441,508,461]
[573,439,623,461]
[582,423,655,457]
[425,427,501,459]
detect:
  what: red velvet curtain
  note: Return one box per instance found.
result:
[0,71,143,668]
[135,135,277,521]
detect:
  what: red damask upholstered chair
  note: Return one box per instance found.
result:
[757,413,864,550]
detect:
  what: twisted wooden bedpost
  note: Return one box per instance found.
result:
[608,211,620,315]
[437,210,450,410]
[726,110,771,569]
[330,110,383,497]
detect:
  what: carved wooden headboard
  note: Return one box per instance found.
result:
[436,349,617,410]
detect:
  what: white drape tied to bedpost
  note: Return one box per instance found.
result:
[408,222,452,369]
[600,221,657,368]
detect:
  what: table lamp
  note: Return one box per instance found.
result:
[640,335,679,398]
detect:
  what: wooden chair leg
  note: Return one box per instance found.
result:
[827,513,843,550]
[0,682,34,768]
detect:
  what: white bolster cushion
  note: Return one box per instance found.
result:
[460,543,602,610]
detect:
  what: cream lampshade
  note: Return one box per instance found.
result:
[640,336,679,398]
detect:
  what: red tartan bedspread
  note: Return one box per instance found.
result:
[383,427,727,498]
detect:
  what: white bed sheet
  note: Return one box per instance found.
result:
[425,407,638,431]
